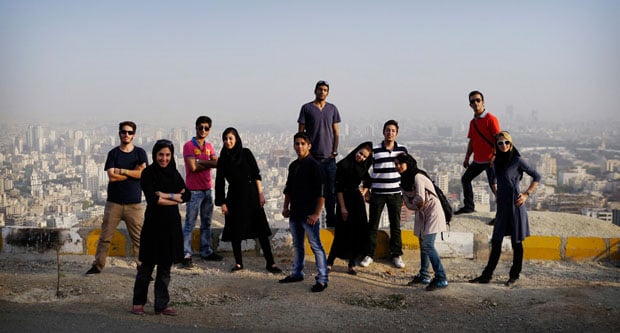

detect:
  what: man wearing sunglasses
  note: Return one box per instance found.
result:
[455,91,501,216]
[86,121,148,276]
[181,116,223,268]
[297,80,341,228]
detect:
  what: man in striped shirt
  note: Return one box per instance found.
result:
[360,120,408,268]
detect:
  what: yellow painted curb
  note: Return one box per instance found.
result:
[86,229,126,257]
[565,237,607,261]
[305,228,334,254]
[401,230,420,250]
[523,236,561,260]
[610,238,620,261]
[374,230,390,259]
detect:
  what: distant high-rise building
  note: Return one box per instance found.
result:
[30,171,43,198]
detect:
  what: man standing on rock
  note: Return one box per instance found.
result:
[455,91,501,216]
[86,121,148,276]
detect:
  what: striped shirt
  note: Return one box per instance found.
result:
[365,141,408,194]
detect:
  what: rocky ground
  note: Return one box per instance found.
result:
[1,212,619,332]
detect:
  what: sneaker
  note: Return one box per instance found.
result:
[181,257,193,269]
[311,282,328,292]
[85,266,101,277]
[425,278,448,291]
[155,307,178,316]
[454,207,475,215]
[279,275,304,283]
[359,256,373,267]
[505,277,518,287]
[468,275,491,284]
[130,305,145,315]
[202,252,224,261]
[392,256,405,268]
[407,273,431,285]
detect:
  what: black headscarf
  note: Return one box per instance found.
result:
[152,139,177,178]
[395,153,429,191]
[338,141,373,179]
[219,127,243,166]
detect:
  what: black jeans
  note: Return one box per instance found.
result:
[133,263,171,311]
[482,238,524,280]
[366,193,403,258]
[461,161,494,210]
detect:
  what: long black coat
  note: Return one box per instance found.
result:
[215,148,272,242]
[139,165,190,265]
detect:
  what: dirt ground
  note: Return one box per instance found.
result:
[0,248,619,332]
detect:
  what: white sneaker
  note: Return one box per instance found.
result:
[392,256,405,268]
[360,256,373,267]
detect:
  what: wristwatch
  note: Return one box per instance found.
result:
[332,151,338,156]
[196,158,200,164]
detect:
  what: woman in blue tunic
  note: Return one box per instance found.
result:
[469,131,540,286]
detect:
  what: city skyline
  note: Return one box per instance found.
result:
[1,1,618,128]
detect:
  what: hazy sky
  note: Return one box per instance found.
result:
[1,1,618,129]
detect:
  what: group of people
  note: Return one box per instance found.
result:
[85,83,541,316]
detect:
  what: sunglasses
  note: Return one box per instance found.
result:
[119,130,135,135]
[469,98,482,104]
[196,125,210,131]
[497,140,511,146]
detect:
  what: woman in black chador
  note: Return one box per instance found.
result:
[326,142,373,275]
[215,127,282,273]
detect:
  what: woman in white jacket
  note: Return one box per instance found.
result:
[395,153,448,291]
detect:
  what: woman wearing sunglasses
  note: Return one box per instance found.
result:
[469,131,540,287]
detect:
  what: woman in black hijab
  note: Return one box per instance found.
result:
[326,142,373,275]
[215,128,282,273]
[132,139,190,316]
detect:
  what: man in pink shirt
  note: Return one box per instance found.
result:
[181,116,223,268]
[455,91,501,215]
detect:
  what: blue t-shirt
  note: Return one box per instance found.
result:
[104,146,148,204]
[297,102,341,158]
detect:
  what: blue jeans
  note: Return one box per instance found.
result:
[289,217,328,284]
[419,233,447,281]
[183,190,214,257]
[317,157,337,227]
[461,161,494,210]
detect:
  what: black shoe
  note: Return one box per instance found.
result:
[487,218,495,226]
[181,257,193,269]
[311,282,328,292]
[468,275,491,284]
[266,265,283,274]
[279,275,304,283]
[85,266,101,276]
[505,277,518,287]
[454,207,475,215]
[231,264,244,272]
[202,253,224,261]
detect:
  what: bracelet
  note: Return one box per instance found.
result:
[170,193,174,200]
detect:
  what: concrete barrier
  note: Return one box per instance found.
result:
[2,226,619,263]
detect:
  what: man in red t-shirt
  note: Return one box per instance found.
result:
[455,91,501,215]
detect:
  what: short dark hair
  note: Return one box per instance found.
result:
[119,121,136,132]
[468,90,484,101]
[315,80,329,92]
[383,119,399,132]
[294,132,312,144]
[195,116,212,127]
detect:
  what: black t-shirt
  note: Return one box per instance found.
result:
[104,146,148,204]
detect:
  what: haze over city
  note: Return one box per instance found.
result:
[1,1,618,130]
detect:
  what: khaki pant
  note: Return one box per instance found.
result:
[93,202,143,270]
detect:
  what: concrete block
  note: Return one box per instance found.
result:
[565,237,607,261]
[2,227,83,254]
[610,238,620,261]
[271,228,293,256]
[436,232,474,259]
[523,236,562,260]
[86,229,126,257]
